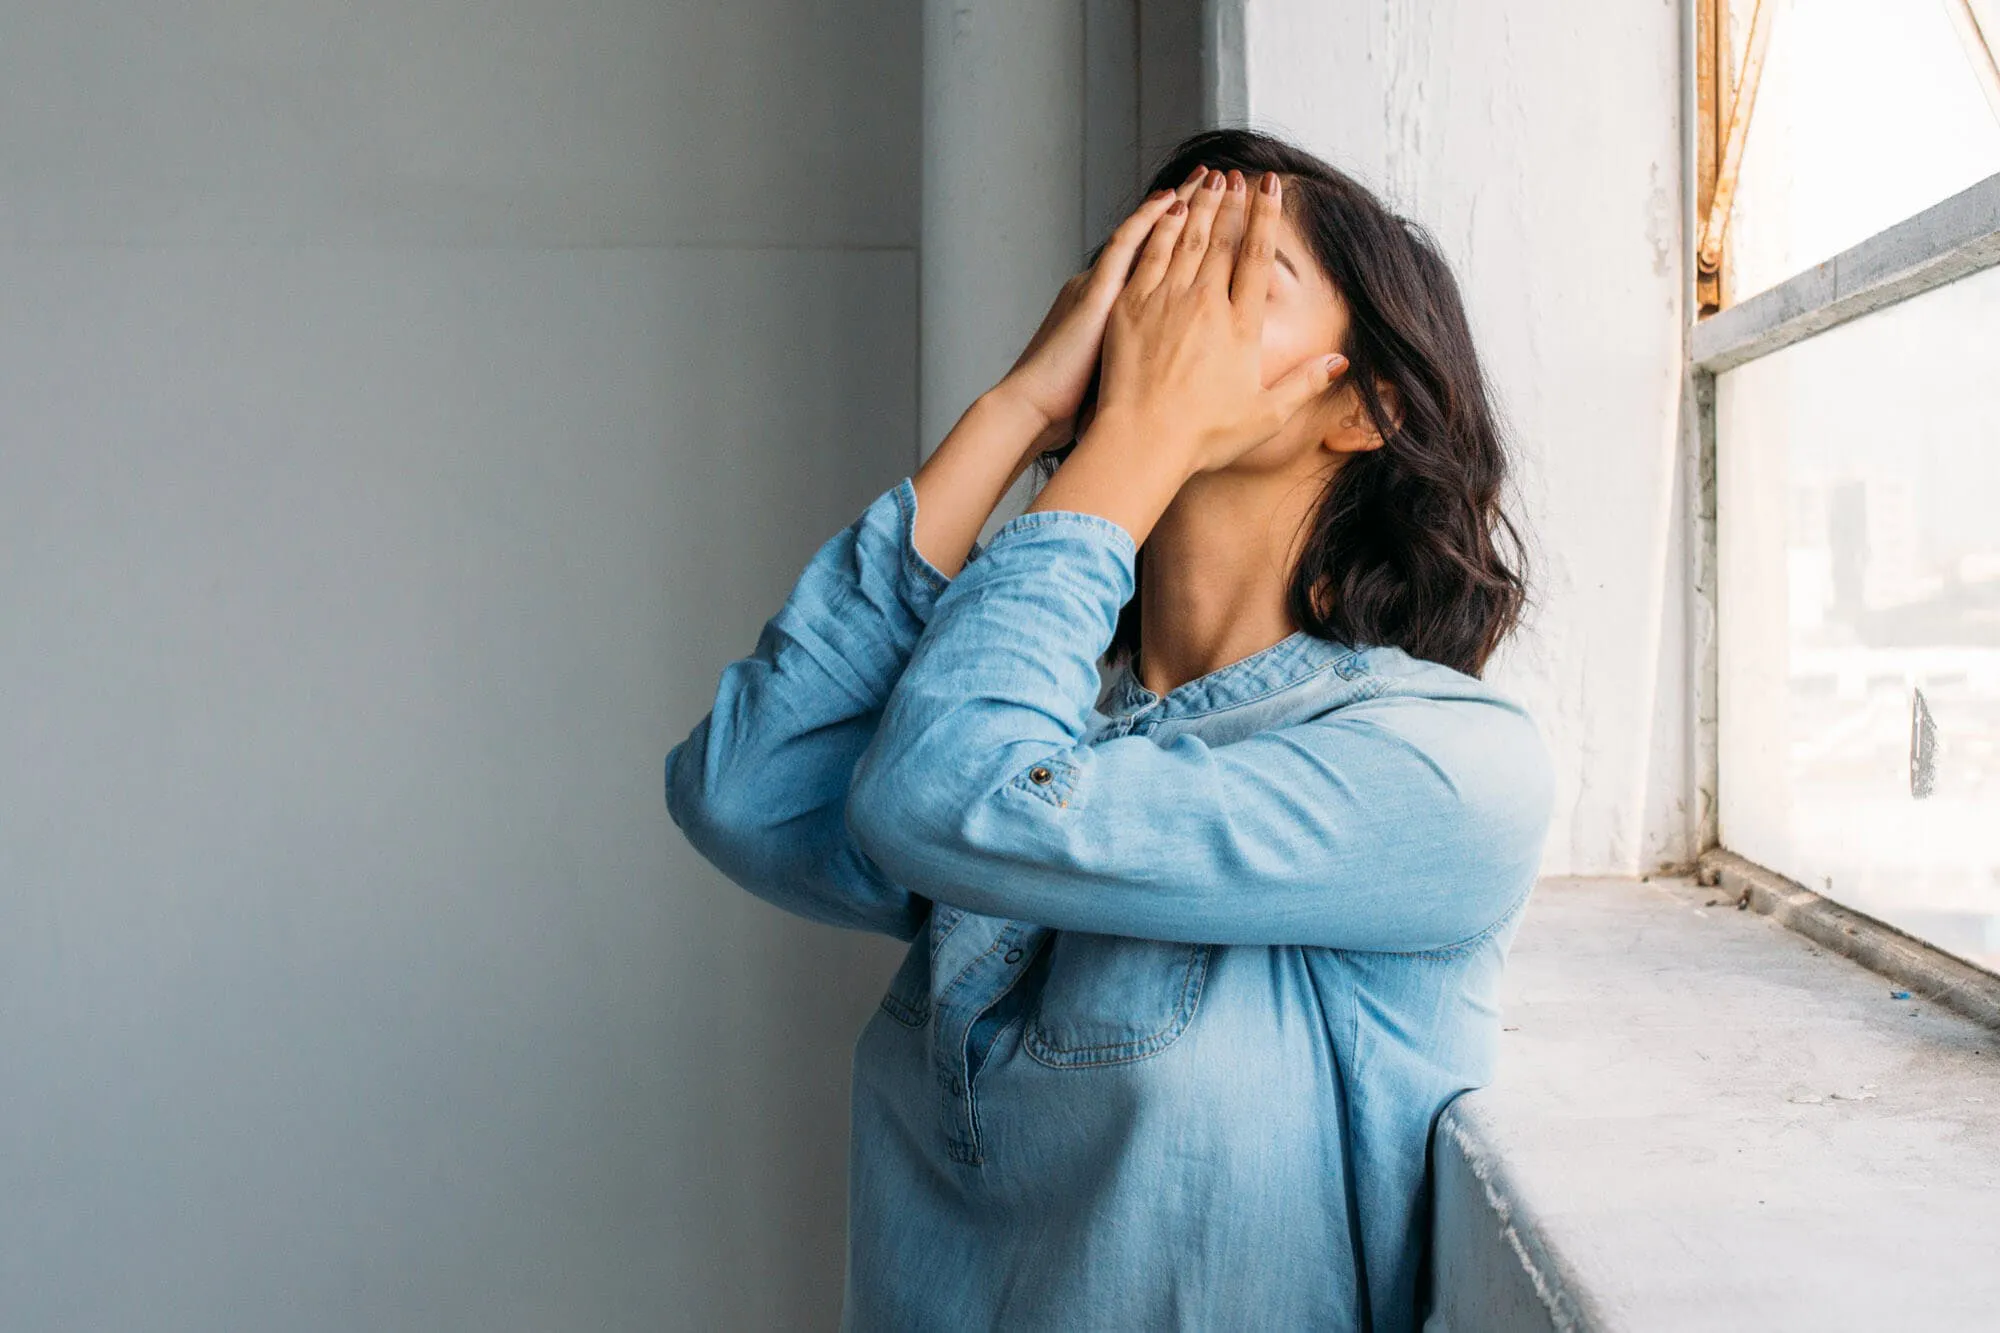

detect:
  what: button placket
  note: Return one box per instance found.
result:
[931,920,1050,1166]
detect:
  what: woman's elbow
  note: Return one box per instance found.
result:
[842,756,902,876]
[844,749,956,891]
[666,735,775,871]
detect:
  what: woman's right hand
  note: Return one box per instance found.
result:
[905,168,1209,585]
[992,166,1212,438]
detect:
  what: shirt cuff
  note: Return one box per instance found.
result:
[975,503,1139,586]
[925,500,1140,668]
[890,474,991,610]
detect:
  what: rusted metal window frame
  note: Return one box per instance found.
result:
[1693,0,1775,315]
[1946,0,2000,124]
[1693,0,1724,313]
[1694,0,2000,324]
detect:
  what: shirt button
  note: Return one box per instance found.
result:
[1028,766,1053,785]
[1004,947,1023,964]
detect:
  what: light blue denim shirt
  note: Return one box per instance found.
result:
[666,475,1554,1331]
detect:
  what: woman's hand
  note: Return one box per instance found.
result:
[906,173,1199,581]
[993,168,1210,439]
[1094,168,1348,476]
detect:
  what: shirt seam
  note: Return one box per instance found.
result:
[1120,658,1375,724]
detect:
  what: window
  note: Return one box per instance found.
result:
[1694,0,2000,973]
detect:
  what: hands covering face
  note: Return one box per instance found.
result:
[1000,165,1348,477]
[1094,167,1348,476]
[998,167,1210,438]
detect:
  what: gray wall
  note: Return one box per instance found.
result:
[0,4,921,1329]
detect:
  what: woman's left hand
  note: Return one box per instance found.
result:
[1094,168,1348,476]
[995,171,1207,440]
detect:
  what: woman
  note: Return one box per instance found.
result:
[666,128,1553,1331]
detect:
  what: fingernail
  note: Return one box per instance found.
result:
[1149,188,1171,201]
[1205,172,1225,192]
[1168,199,1187,216]
[1228,170,1246,193]
[1262,171,1281,196]
[1185,165,1207,185]
[1325,354,1347,375]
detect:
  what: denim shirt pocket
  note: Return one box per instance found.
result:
[1023,932,1213,1068]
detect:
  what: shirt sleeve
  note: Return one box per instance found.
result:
[843,506,1554,952]
[665,475,984,941]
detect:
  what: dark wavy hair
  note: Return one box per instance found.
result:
[1033,127,1528,678]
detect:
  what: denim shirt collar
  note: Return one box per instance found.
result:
[1098,628,1367,722]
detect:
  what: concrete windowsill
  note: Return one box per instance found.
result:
[1426,871,2000,1332]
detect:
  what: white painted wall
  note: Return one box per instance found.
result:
[1236,1,1692,874]
[0,4,920,1328]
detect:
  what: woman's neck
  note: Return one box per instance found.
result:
[1132,467,1321,698]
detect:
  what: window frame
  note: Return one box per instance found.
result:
[1681,0,2000,965]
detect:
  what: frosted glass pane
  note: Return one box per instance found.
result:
[1724,0,2000,298]
[1716,262,2000,973]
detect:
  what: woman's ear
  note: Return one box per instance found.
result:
[1322,375,1398,456]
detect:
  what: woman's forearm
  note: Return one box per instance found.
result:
[909,382,1068,581]
[1020,407,1198,550]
